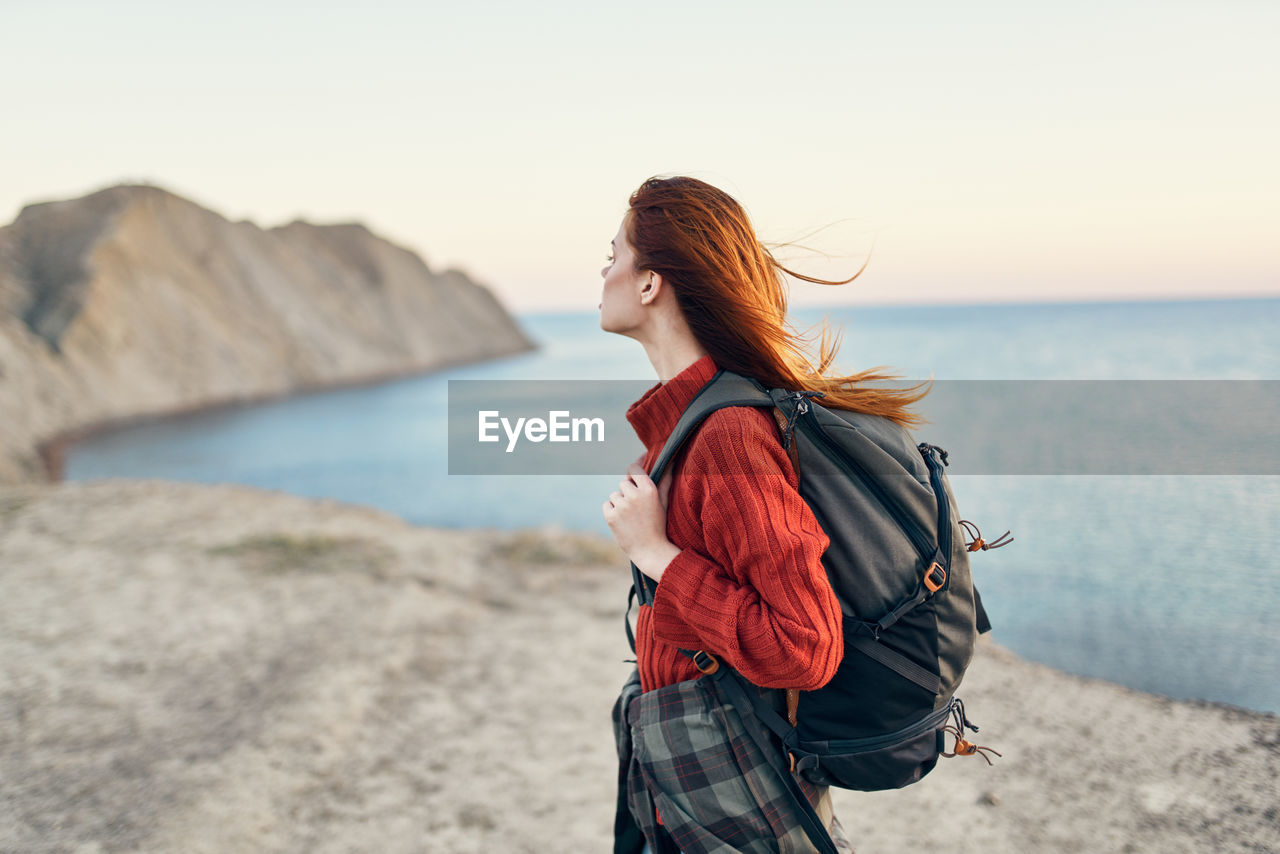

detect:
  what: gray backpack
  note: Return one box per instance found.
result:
[626,368,1008,854]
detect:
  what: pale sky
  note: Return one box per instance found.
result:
[2,0,1276,312]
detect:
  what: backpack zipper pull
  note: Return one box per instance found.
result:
[918,442,949,467]
[781,390,822,449]
[959,519,1014,551]
[942,699,1002,764]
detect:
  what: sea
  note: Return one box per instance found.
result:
[62,298,1280,715]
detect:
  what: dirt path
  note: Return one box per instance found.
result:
[1,480,1276,853]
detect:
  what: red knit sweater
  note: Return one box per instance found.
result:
[625,354,843,694]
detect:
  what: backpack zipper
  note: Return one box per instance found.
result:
[918,443,952,569]
[804,697,957,753]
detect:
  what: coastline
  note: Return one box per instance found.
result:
[1,478,1276,852]
[31,342,537,482]
[0,180,544,489]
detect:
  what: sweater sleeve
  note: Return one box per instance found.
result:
[648,407,843,691]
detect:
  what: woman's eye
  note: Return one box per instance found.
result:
[605,254,614,263]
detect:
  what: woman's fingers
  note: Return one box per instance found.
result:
[606,464,655,522]
[624,463,653,492]
[619,463,654,497]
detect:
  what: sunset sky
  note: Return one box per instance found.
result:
[2,0,1276,312]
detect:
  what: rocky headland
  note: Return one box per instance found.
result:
[0,183,536,484]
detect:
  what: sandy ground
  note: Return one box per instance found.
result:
[1,479,1277,853]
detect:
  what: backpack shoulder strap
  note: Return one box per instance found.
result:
[630,369,779,607]
[647,369,775,484]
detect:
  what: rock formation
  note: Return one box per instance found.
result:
[0,183,537,483]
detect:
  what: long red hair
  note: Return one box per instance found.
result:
[626,175,929,427]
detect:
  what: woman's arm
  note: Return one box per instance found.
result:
[647,407,843,691]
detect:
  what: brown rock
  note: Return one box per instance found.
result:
[0,184,537,484]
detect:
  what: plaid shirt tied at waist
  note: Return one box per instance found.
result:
[611,667,855,854]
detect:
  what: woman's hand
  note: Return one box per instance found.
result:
[603,462,681,582]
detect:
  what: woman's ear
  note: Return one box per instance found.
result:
[640,271,663,305]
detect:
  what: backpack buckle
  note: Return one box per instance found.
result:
[692,650,720,675]
[923,562,947,593]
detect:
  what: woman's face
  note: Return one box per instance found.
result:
[598,217,650,336]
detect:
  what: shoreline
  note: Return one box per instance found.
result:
[32,341,538,482]
[8,474,1280,725]
[23,470,1279,720]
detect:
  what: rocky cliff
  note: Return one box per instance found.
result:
[0,184,537,484]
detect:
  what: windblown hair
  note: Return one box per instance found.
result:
[626,175,930,427]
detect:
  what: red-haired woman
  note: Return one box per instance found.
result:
[601,176,927,854]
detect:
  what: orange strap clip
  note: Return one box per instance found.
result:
[923,562,947,593]
[941,726,1002,765]
[692,650,720,675]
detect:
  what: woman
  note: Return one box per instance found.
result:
[600,176,927,854]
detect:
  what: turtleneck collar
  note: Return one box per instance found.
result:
[625,353,720,464]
